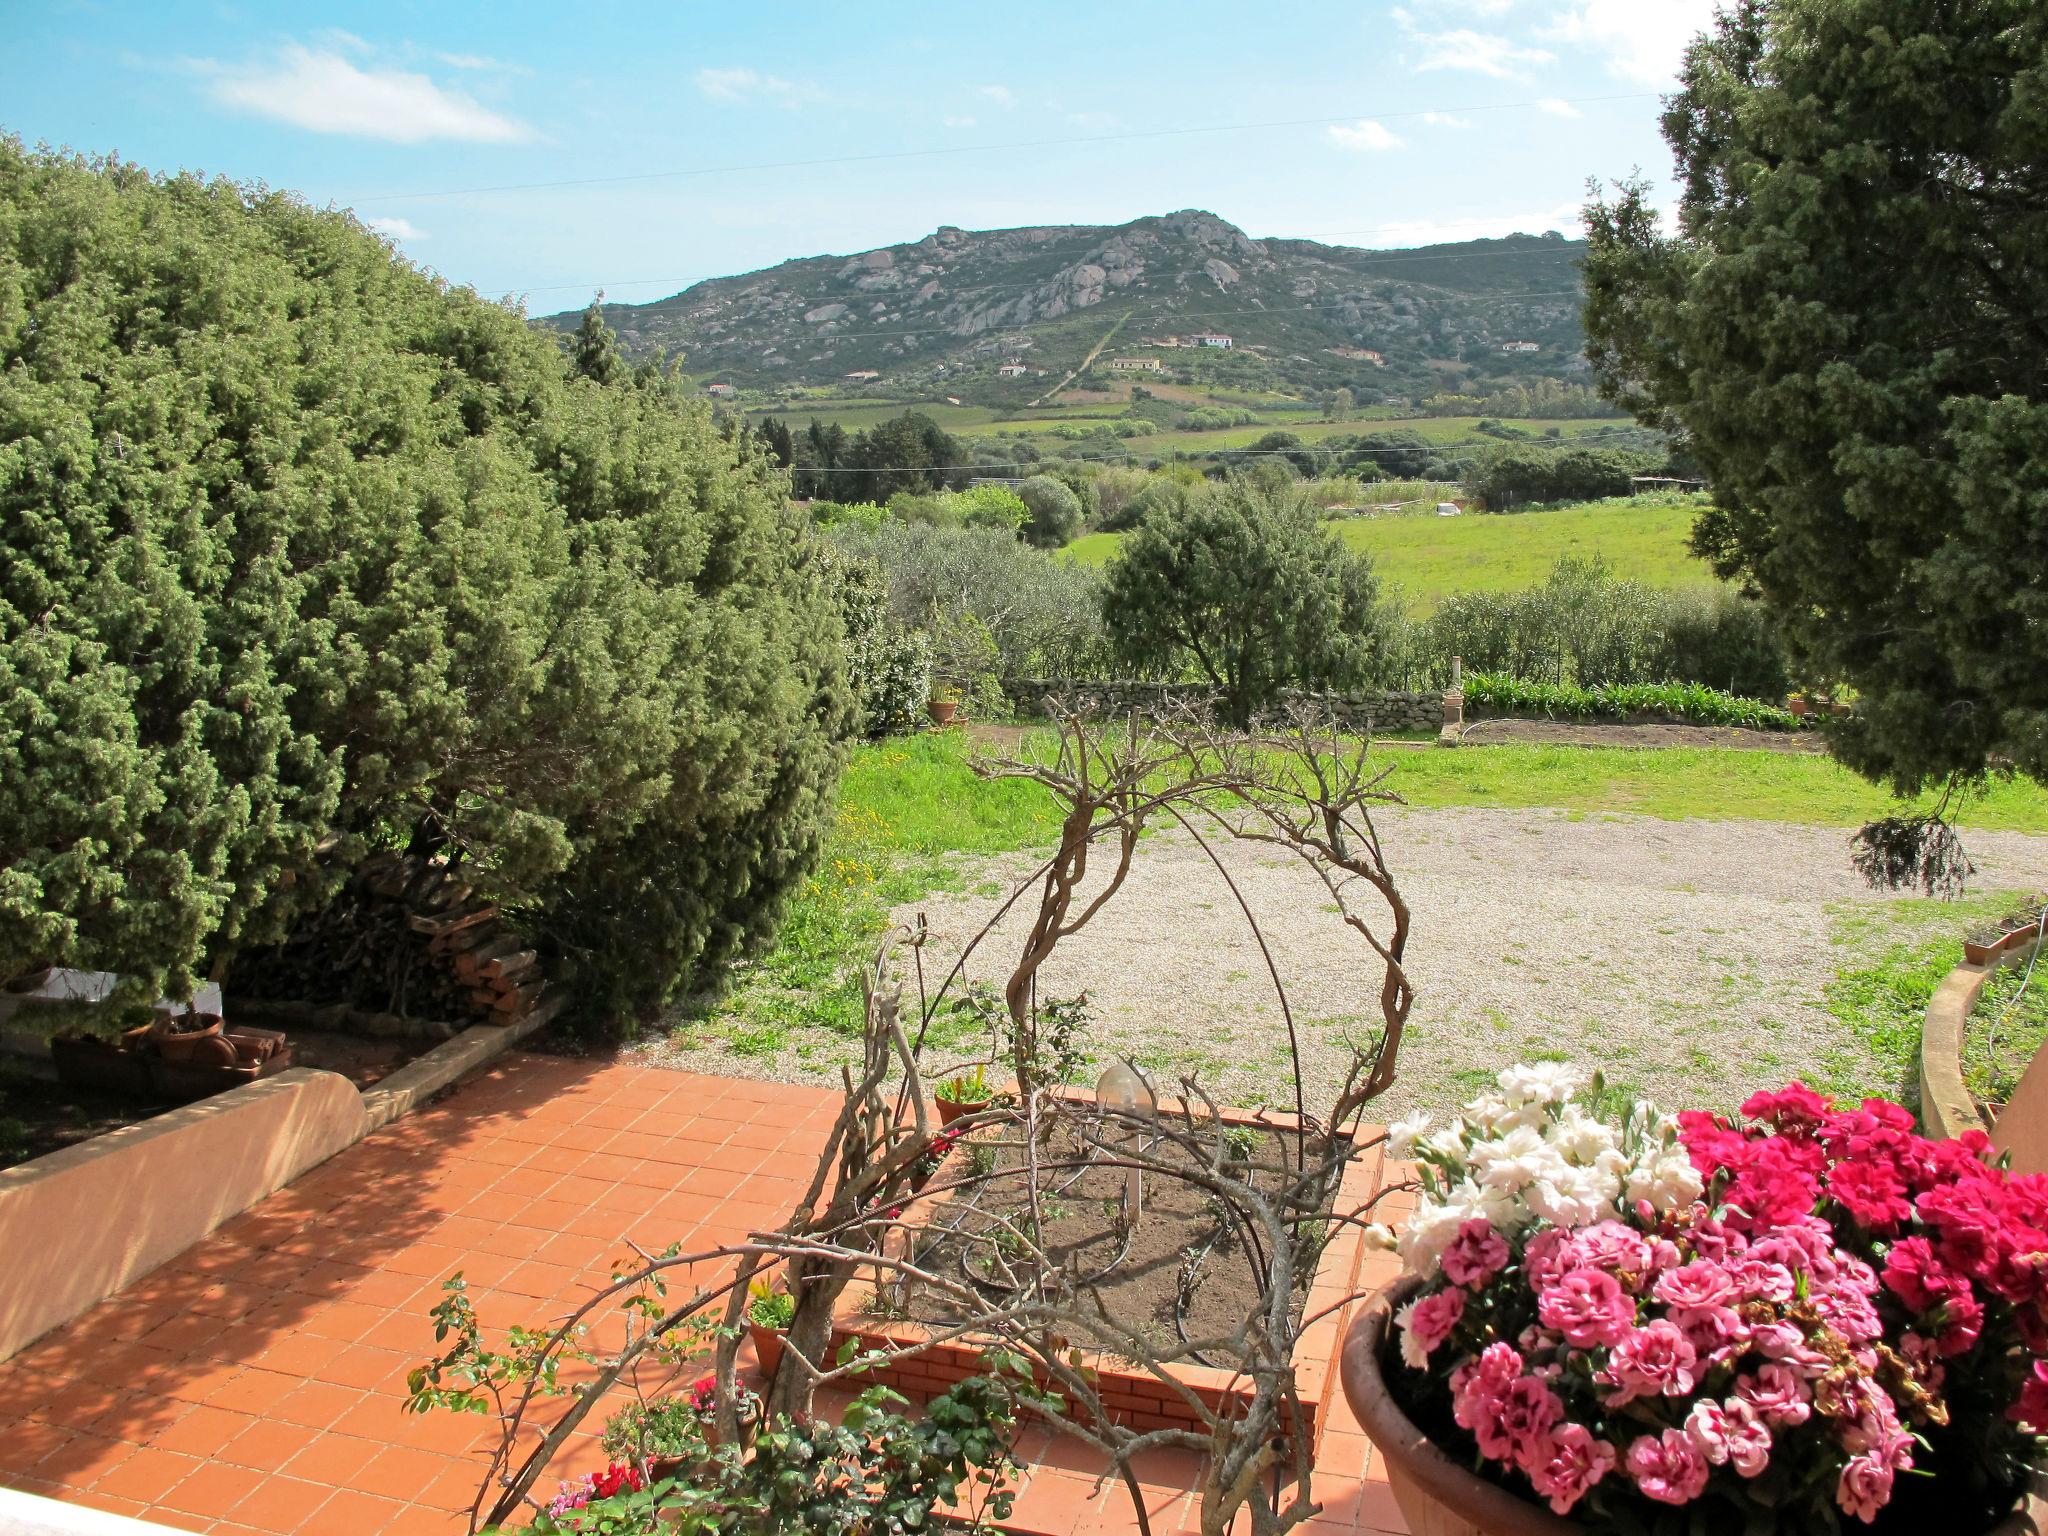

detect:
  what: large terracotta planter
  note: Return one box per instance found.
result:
[747,1321,785,1381]
[934,1094,989,1128]
[1339,1284,2046,1536]
[926,698,959,726]
[1340,1285,1576,1536]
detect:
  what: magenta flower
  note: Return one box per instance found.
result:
[1526,1423,1615,1515]
[1407,1285,1466,1357]
[1441,1218,1511,1288]
[1600,1319,1698,1406]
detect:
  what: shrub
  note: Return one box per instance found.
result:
[0,146,850,1028]
[830,549,932,737]
[1466,444,1655,509]
[829,522,1110,679]
[1464,675,1800,730]
[1017,474,1083,548]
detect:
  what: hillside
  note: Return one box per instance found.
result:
[540,210,1597,409]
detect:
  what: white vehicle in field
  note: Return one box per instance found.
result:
[1435,501,1462,516]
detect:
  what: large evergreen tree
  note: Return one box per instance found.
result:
[0,145,851,1025]
[1581,0,2048,796]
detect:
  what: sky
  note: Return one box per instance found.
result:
[1,1,1721,317]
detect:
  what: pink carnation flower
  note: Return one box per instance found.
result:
[1601,1319,1698,1406]
[1525,1423,1615,1515]
[1537,1268,1636,1349]
[1408,1286,1466,1358]
[1442,1218,1511,1288]
[1685,1398,1771,1478]
[1625,1428,1710,1505]
[1734,1361,1813,1427]
[1836,1452,1895,1523]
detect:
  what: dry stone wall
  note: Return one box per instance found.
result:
[1000,678,1445,733]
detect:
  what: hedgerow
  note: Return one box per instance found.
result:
[1465,675,1802,731]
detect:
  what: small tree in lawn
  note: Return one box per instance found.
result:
[1017,473,1082,548]
[1580,0,2048,886]
[1101,477,1387,726]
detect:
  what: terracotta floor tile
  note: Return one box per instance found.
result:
[358,1444,457,1503]
[223,1472,336,1533]
[217,1416,316,1472]
[320,1346,412,1395]
[93,1446,206,1504]
[159,1458,264,1521]
[282,1431,385,1490]
[298,1485,406,1536]
[204,1369,301,1418]
[269,1382,365,1432]
[248,1333,348,1380]
[149,1404,256,1458]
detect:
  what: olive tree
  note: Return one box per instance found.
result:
[1100,479,1389,726]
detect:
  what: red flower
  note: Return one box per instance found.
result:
[1739,1083,1831,1135]
[1827,1160,1912,1233]
[590,1462,644,1499]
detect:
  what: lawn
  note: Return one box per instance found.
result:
[1067,495,1722,613]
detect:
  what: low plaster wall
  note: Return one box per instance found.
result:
[0,990,570,1363]
[0,1069,365,1362]
[0,1485,188,1533]
[1920,937,2047,1173]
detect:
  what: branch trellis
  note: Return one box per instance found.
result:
[406,703,1418,1536]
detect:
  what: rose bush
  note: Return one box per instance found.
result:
[1372,1066,2048,1532]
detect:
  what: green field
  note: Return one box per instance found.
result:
[1067,496,1720,613]
[1120,414,1632,456]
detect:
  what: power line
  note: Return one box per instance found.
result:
[353,92,1659,205]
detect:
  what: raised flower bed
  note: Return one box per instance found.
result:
[830,1093,1379,1440]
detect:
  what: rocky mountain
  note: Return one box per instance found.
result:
[542,210,1593,405]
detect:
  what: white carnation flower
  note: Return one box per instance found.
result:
[1386,1110,1432,1161]
[1548,1104,1620,1164]
[1624,1151,1704,1214]
[1394,1296,1430,1369]
[1496,1060,1589,1109]
[1470,1126,1568,1194]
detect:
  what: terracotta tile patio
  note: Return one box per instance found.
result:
[0,1055,1411,1534]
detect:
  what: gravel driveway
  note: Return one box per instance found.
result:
[642,807,2048,1119]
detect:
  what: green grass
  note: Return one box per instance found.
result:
[1381,746,2048,830]
[1065,496,1719,614]
[1969,952,2048,1107]
[689,734,1063,1052]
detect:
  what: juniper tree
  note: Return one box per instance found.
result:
[1581,0,2048,797]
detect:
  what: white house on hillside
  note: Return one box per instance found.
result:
[1500,341,1540,354]
[1186,332,1233,348]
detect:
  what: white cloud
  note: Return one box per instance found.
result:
[943,114,977,129]
[366,216,425,241]
[1365,201,1585,247]
[979,84,1017,108]
[1421,111,1473,128]
[694,66,810,105]
[1534,96,1582,117]
[1550,0,1723,84]
[1410,27,1557,77]
[1328,119,1406,152]
[201,45,532,142]
[436,52,532,75]
[1067,110,1118,129]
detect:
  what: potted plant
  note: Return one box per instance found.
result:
[926,686,960,727]
[934,1064,992,1127]
[746,1280,795,1379]
[150,1008,226,1063]
[602,1377,760,1482]
[1341,1064,2048,1535]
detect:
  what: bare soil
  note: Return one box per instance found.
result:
[902,1121,1332,1356]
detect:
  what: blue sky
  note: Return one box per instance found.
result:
[3,1,1719,316]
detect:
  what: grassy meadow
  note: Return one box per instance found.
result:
[1068,495,1720,613]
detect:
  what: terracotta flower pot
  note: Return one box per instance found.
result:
[1340,1284,1577,1536]
[926,698,959,726]
[1340,1283,2047,1536]
[934,1095,988,1128]
[152,1014,225,1063]
[747,1321,785,1380]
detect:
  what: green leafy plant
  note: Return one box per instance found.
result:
[1464,673,1799,731]
[601,1397,707,1463]
[935,1064,991,1104]
[1221,1124,1258,1164]
[745,1279,796,1332]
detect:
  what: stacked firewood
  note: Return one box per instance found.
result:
[230,852,559,1029]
